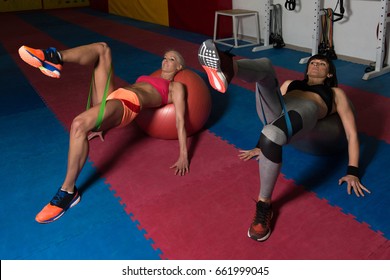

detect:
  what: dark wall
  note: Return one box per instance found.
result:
[168,0,232,37]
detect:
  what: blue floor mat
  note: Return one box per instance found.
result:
[0,108,161,260]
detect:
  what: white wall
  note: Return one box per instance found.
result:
[232,0,389,64]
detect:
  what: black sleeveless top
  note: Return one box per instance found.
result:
[286,80,334,115]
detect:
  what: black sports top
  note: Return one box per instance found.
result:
[286,80,334,116]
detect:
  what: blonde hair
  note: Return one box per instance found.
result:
[165,49,186,69]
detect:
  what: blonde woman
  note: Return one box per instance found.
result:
[19,42,189,223]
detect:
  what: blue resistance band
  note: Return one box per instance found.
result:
[257,83,293,139]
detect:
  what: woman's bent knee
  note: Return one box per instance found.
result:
[70,116,91,138]
[259,133,283,163]
[98,42,111,59]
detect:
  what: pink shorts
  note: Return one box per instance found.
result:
[107,88,141,127]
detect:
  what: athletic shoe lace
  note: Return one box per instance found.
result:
[44,48,61,64]
[50,189,74,208]
[253,201,271,227]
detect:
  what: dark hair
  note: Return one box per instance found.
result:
[304,54,338,87]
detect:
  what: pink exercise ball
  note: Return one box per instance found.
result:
[136,69,211,139]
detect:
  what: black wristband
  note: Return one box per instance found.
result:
[347,166,359,178]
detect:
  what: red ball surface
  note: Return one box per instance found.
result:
[136,69,211,139]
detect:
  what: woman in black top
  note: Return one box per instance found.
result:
[198,39,370,242]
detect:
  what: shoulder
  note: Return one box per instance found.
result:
[332,86,353,112]
[170,81,185,91]
[332,86,347,101]
[170,82,186,99]
[170,80,183,86]
[280,79,295,95]
[282,79,295,86]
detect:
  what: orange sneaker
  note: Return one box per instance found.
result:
[18,45,63,78]
[198,39,234,93]
[35,187,80,223]
[248,200,273,242]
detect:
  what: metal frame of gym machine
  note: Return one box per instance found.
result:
[362,0,390,80]
[299,0,325,64]
[300,0,389,80]
[252,0,389,81]
[252,0,274,52]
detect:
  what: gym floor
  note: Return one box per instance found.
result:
[0,7,389,260]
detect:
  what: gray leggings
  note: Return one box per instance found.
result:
[236,58,320,199]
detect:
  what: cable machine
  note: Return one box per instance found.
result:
[362,0,390,80]
[299,0,344,64]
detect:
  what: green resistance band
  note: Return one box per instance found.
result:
[86,65,112,131]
